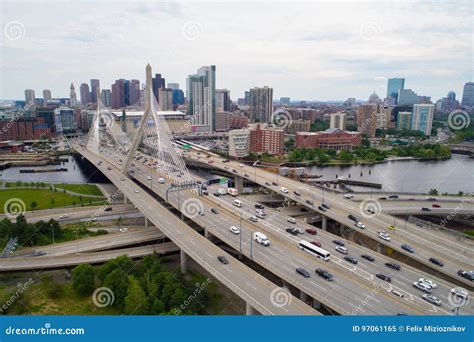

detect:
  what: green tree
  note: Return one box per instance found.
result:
[339,150,354,163]
[124,275,148,314]
[30,201,38,211]
[103,269,129,308]
[72,264,95,296]
[428,188,438,196]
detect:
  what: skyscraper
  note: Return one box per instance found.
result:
[100,89,112,107]
[330,112,347,130]
[24,89,35,106]
[80,83,90,105]
[42,89,52,103]
[129,79,140,106]
[152,73,166,103]
[356,103,378,137]
[216,89,230,112]
[159,88,173,110]
[461,82,474,107]
[249,86,273,123]
[186,65,216,131]
[397,111,412,130]
[90,79,100,103]
[111,79,131,109]
[387,78,405,103]
[70,83,77,107]
[167,83,180,90]
[411,104,434,136]
[398,89,420,106]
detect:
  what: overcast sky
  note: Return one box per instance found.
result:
[1,0,472,102]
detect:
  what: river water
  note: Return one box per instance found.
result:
[305,154,474,194]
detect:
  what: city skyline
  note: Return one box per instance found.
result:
[1,0,472,101]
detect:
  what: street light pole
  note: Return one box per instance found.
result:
[239,213,243,258]
[50,223,55,243]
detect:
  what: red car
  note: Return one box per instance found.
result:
[208,160,214,164]
[310,240,322,247]
[306,228,317,235]
[432,204,441,208]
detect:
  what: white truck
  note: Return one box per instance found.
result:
[253,232,270,246]
[217,188,227,195]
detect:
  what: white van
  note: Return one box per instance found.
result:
[233,199,242,208]
[256,211,266,219]
[217,188,227,195]
[254,232,270,246]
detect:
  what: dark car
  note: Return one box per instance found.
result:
[332,240,345,246]
[201,185,208,190]
[321,203,331,209]
[378,197,387,200]
[318,205,327,212]
[348,214,357,221]
[376,273,391,282]
[429,257,444,267]
[213,192,221,197]
[232,169,238,173]
[294,191,301,196]
[315,268,334,281]
[265,181,272,186]
[388,195,399,199]
[306,228,317,235]
[432,204,441,208]
[244,174,250,177]
[344,256,358,264]
[217,256,229,264]
[255,203,265,209]
[104,207,113,212]
[202,191,209,196]
[310,240,322,247]
[296,267,310,278]
[421,207,431,212]
[306,200,314,205]
[272,182,278,186]
[385,262,401,271]
[401,244,415,253]
[361,254,375,262]
[458,270,474,281]
[211,208,219,214]
[286,228,298,236]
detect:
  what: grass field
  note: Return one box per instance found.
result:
[0,188,106,214]
[54,183,104,196]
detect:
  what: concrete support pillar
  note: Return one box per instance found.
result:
[339,223,344,235]
[282,280,290,290]
[313,298,322,309]
[180,249,188,274]
[123,196,128,204]
[246,302,257,315]
[299,290,308,302]
[204,229,212,239]
[376,243,384,254]
[144,217,149,228]
[321,215,327,231]
[235,176,244,193]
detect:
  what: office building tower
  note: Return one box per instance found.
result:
[100,89,112,107]
[70,83,77,107]
[249,124,284,156]
[111,79,130,109]
[42,89,52,103]
[411,104,434,135]
[330,112,347,130]
[386,78,405,103]
[216,89,230,112]
[186,65,216,131]
[152,73,166,103]
[244,91,250,105]
[398,89,423,106]
[172,89,185,106]
[249,86,273,123]
[159,88,174,110]
[167,83,179,90]
[356,103,378,137]
[24,89,35,106]
[228,129,250,159]
[215,111,231,131]
[129,79,140,106]
[461,82,474,107]
[397,111,412,130]
[90,79,100,103]
[80,83,90,105]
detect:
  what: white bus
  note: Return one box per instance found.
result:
[227,188,239,196]
[298,240,331,261]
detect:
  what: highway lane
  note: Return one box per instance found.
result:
[183,150,473,287]
[0,243,177,272]
[127,156,434,315]
[210,187,473,315]
[75,146,318,316]
[11,229,165,257]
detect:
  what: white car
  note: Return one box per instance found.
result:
[134,190,139,193]
[295,227,304,234]
[450,287,469,300]
[158,178,165,184]
[230,226,240,234]
[249,216,258,222]
[280,187,289,194]
[146,176,152,180]
[344,194,354,199]
[58,214,69,219]
[413,281,432,293]
[378,230,391,241]
[355,221,365,229]
[287,217,296,224]
[119,227,128,232]
[419,278,437,289]
[120,177,125,181]
[422,294,442,306]
[335,246,349,255]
